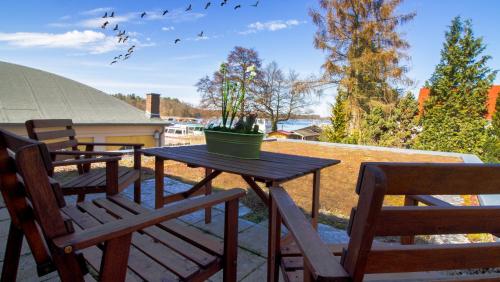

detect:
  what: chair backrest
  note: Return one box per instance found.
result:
[0,128,71,239]
[343,162,500,280]
[25,119,79,152]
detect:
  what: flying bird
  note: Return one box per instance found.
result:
[110,60,117,65]
[234,4,241,10]
[221,0,228,6]
[198,31,204,37]
[162,9,169,15]
[141,12,147,18]
[113,24,119,31]
[117,30,125,36]
[128,45,136,52]
[118,37,123,43]
[174,38,181,44]
[205,2,211,9]
[251,1,259,7]
[110,11,115,17]
[185,4,192,11]
[123,36,129,43]
[102,12,108,18]
[114,55,122,60]
[101,21,109,29]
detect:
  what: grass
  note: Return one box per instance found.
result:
[55,141,463,229]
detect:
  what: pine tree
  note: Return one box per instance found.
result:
[322,91,349,142]
[484,97,500,162]
[310,0,414,132]
[415,17,497,156]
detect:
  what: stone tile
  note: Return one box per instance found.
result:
[178,208,223,224]
[317,223,349,244]
[238,224,268,256]
[208,248,266,282]
[239,262,285,282]
[0,208,10,222]
[193,215,255,238]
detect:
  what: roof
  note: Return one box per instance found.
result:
[0,61,167,126]
[418,86,499,120]
[269,130,294,135]
[292,125,322,137]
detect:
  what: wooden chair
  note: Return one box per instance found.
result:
[268,162,500,281]
[25,119,143,203]
[0,129,244,282]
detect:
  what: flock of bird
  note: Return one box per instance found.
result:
[102,0,260,65]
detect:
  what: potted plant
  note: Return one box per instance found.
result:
[204,63,264,159]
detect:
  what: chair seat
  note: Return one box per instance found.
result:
[59,167,140,195]
[62,195,225,281]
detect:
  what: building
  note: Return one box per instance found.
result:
[267,130,297,139]
[292,125,323,141]
[418,86,500,120]
[0,61,168,149]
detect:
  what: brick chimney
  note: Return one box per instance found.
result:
[145,93,160,118]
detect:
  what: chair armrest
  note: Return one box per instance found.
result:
[270,187,349,281]
[53,188,246,253]
[52,156,121,167]
[77,142,144,148]
[51,150,123,156]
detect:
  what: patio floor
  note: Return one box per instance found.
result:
[0,177,350,281]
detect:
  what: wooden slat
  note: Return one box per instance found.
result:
[46,139,78,151]
[365,243,500,273]
[92,197,218,268]
[35,129,75,141]
[375,206,500,236]
[372,163,500,195]
[409,195,453,207]
[76,201,199,280]
[108,195,224,256]
[29,119,73,128]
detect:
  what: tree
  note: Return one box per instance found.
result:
[252,62,313,131]
[484,97,500,162]
[415,17,497,156]
[197,46,262,114]
[320,91,349,142]
[310,0,415,132]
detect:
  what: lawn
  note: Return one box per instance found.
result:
[56,141,462,228]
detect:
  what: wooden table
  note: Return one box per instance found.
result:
[141,145,340,226]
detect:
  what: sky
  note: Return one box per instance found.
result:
[0,0,499,117]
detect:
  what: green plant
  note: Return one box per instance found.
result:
[209,62,260,134]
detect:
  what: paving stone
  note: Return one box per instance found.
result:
[317,223,349,244]
[0,208,10,221]
[238,224,268,256]
[193,215,255,238]
[239,261,285,282]
[208,248,266,282]
[178,208,223,224]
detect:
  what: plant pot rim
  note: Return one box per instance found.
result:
[204,129,264,137]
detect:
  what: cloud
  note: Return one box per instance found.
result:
[240,19,306,34]
[161,26,175,31]
[81,7,113,16]
[0,30,127,54]
[79,14,134,29]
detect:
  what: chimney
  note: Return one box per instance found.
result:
[146,93,160,118]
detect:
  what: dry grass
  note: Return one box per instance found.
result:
[55,142,462,228]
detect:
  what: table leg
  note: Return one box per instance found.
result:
[205,168,213,224]
[155,157,164,209]
[311,170,321,229]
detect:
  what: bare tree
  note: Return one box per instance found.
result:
[252,62,314,131]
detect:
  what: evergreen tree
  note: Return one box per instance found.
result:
[321,91,349,142]
[484,97,500,162]
[310,0,414,132]
[415,17,497,156]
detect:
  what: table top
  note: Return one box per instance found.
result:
[141,145,340,182]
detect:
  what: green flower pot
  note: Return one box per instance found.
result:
[204,129,264,159]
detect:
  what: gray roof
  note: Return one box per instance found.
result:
[0,61,167,125]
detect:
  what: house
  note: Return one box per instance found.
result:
[418,86,500,120]
[291,125,323,141]
[0,61,168,149]
[267,130,297,139]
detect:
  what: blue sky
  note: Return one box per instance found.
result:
[1,0,499,117]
